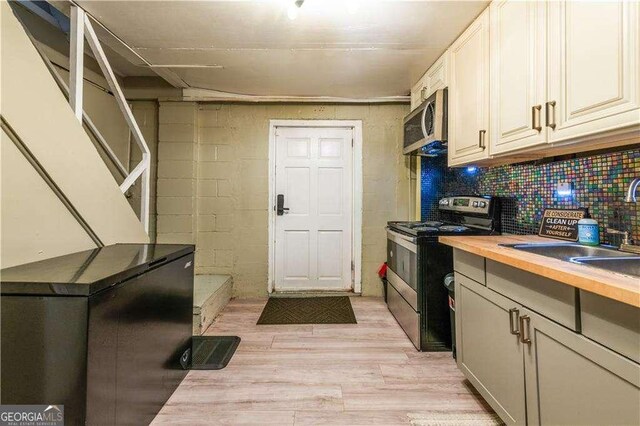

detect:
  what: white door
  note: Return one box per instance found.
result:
[274,126,353,292]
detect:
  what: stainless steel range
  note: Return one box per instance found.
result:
[386,196,501,351]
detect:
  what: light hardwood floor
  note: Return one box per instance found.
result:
[152,297,501,425]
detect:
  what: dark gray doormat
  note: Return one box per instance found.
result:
[257,296,357,325]
[190,336,241,370]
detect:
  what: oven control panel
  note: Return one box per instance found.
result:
[439,196,492,215]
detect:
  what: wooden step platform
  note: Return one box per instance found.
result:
[193,274,232,335]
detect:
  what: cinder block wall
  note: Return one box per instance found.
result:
[156,102,199,246]
[156,102,410,297]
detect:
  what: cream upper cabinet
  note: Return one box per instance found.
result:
[425,51,449,96]
[490,0,547,155]
[448,9,491,166]
[410,51,450,112]
[546,0,640,143]
[410,78,425,111]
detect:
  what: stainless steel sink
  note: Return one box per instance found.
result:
[571,257,640,278]
[500,242,640,278]
[500,242,629,261]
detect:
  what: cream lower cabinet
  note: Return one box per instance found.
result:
[448,8,491,166]
[456,266,640,425]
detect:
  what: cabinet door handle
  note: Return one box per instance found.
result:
[545,101,557,130]
[519,315,531,345]
[509,308,520,335]
[478,130,486,150]
[532,105,542,132]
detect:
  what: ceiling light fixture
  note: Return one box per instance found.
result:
[287,0,304,20]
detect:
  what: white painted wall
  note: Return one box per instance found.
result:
[1,129,98,268]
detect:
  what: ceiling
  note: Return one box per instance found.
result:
[12,2,155,81]
[73,0,489,99]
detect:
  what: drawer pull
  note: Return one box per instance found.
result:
[545,101,557,130]
[478,130,486,150]
[532,105,542,132]
[519,315,531,345]
[509,308,520,335]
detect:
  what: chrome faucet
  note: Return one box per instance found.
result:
[606,228,632,246]
[609,177,640,254]
[625,177,640,202]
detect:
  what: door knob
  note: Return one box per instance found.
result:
[276,194,289,216]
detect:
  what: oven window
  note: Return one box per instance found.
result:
[387,239,417,292]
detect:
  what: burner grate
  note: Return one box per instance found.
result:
[423,221,444,227]
[413,226,439,232]
[439,225,470,232]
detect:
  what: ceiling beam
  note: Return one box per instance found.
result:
[182,87,410,104]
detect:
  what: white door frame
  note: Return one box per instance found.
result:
[268,120,363,294]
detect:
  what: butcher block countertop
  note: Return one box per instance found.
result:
[439,234,640,308]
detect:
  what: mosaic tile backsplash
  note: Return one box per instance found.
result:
[421,147,640,244]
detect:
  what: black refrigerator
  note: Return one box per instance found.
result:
[0,244,195,426]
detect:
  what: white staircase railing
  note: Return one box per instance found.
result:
[15,2,151,233]
[69,5,151,234]
[25,32,130,181]
[81,13,150,211]
[67,5,151,233]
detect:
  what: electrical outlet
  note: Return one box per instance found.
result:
[557,181,573,197]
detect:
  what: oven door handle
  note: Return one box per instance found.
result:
[386,228,418,253]
[386,228,417,243]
